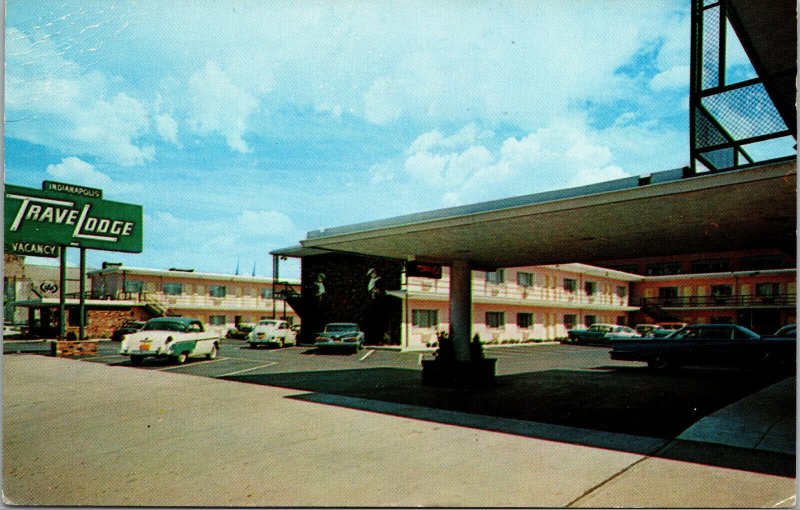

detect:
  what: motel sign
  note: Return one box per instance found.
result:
[4,182,143,256]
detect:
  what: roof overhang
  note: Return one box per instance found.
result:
[726,0,797,134]
[292,160,796,269]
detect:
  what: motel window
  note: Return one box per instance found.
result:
[516,313,533,329]
[486,270,505,284]
[691,258,730,273]
[658,287,679,302]
[646,262,682,276]
[260,288,274,299]
[740,255,783,270]
[756,283,780,297]
[209,315,226,325]
[711,285,733,298]
[124,280,143,294]
[609,264,639,274]
[412,309,438,328]
[163,283,183,295]
[584,315,597,327]
[517,272,534,288]
[584,281,597,296]
[563,314,577,329]
[563,278,577,292]
[209,285,227,298]
[616,316,626,326]
[616,285,627,298]
[485,311,505,328]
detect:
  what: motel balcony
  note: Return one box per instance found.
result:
[637,294,796,309]
[79,291,291,312]
[405,278,633,309]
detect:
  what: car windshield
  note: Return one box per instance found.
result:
[325,324,358,333]
[256,321,280,328]
[142,320,187,332]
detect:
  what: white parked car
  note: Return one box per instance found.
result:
[119,317,221,365]
[248,319,296,348]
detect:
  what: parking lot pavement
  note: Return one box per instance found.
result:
[3,344,796,507]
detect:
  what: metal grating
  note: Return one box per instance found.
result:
[689,0,796,174]
[702,83,789,140]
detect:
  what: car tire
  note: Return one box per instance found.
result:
[647,355,672,370]
[207,345,218,360]
[130,355,144,366]
[173,352,188,364]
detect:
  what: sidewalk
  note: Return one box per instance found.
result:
[3,354,795,507]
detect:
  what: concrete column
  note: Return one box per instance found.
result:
[449,259,472,361]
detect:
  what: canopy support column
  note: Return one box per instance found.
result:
[448,259,472,362]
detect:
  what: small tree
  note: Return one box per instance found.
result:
[470,333,484,360]
[434,330,455,362]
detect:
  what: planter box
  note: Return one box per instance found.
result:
[421,358,496,388]
[50,340,98,357]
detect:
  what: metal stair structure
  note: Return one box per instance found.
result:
[639,300,683,323]
[142,294,169,317]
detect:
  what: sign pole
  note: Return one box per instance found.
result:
[272,254,279,319]
[79,247,87,340]
[59,245,67,339]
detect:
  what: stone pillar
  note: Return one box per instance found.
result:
[449,259,472,362]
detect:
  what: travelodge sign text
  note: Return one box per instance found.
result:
[4,183,143,254]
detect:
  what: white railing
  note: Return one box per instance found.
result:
[406,278,630,307]
[113,291,288,311]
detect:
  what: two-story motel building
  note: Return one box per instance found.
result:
[11,261,300,339]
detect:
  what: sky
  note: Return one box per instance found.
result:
[5,0,753,280]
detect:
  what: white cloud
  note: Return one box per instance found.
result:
[186,61,259,153]
[650,65,689,91]
[237,210,296,236]
[46,157,113,188]
[5,27,155,166]
[155,113,181,146]
[398,121,635,206]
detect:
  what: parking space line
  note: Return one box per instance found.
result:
[217,362,278,378]
[78,354,128,362]
[359,350,374,361]
[158,358,228,371]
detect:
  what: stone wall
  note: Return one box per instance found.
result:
[65,306,154,339]
[299,253,403,345]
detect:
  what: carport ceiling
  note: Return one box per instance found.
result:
[727,0,797,133]
[298,160,796,269]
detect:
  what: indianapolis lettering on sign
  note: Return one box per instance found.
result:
[4,183,143,254]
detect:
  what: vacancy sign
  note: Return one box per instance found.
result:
[5,182,143,255]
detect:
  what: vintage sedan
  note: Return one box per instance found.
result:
[226,322,254,340]
[112,320,146,342]
[314,323,365,352]
[248,319,296,348]
[609,323,796,370]
[119,317,221,365]
[567,323,640,344]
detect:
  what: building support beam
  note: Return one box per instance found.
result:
[448,259,473,362]
[59,246,67,339]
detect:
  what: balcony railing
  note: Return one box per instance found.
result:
[74,290,289,310]
[639,294,796,308]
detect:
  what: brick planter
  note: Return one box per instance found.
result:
[50,341,98,357]
[421,358,496,388]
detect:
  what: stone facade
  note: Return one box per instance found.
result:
[299,253,403,344]
[64,307,154,339]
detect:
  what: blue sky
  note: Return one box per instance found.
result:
[6,0,725,279]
